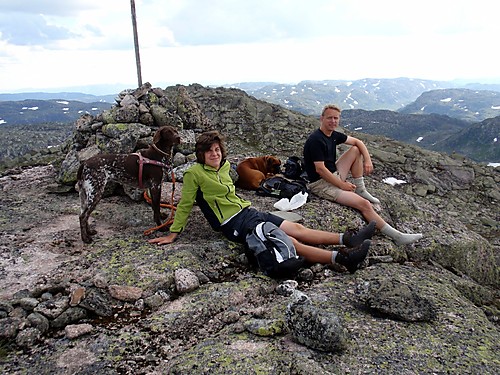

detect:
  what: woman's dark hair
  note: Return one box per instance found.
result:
[195,130,227,164]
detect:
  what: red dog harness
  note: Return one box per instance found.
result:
[133,153,170,189]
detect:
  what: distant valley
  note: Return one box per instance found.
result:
[0,99,112,126]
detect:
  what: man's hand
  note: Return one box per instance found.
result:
[148,232,178,245]
[342,181,356,191]
[363,161,374,175]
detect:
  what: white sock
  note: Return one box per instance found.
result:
[339,234,344,245]
[381,223,423,245]
[353,177,380,204]
[331,251,339,264]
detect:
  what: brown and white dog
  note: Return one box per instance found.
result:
[77,126,180,243]
[236,155,281,190]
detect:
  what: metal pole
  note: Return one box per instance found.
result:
[130,0,142,87]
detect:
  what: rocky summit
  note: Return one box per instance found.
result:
[0,83,499,374]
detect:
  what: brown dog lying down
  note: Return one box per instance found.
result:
[236,155,281,190]
[77,126,180,243]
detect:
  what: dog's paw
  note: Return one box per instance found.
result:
[81,235,93,244]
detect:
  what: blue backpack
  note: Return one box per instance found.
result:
[245,222,306,279]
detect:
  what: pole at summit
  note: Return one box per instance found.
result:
[130,0,142,87]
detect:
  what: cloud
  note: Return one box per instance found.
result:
[0,0,108,48]
[0,0,103,16]
[0,13,78,46]
[160,0,329,46]
[0,0,499,92]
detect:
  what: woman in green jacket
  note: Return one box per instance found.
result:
[149,131,374,272]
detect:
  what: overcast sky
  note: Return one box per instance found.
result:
[0,0,499,93]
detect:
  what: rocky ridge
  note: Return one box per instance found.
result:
[0,83,499,374]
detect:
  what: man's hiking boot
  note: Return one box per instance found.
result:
[335,239,371,274]
[343,221,376,248]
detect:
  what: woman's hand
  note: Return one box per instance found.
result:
[148,232,178,245]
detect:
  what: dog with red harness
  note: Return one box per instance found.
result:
[77,126,180,243]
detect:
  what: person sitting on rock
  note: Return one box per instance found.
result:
[303,104,422,245]
[148,130,375,273]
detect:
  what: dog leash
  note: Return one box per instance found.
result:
[134,146,177,235]
[143,168,177,236]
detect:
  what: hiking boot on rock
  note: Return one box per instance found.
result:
[343,221,376,248]
[335,239,371,274]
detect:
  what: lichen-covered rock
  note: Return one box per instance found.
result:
[56,149,80,185]
[33,297,69,320]
[78,288,114,317]
[244,318,286,336]
[65,323,93,339]
[356,278,437,322]
[51,307,88,328]
[74,113,94,132]
[174,268,200,294]
[27,312,50,334]
[108,285,143,302]
[286,292,349,352]
[15,327,41,347]
[0,317,21,339]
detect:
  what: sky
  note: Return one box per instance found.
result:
[0,0,499,94]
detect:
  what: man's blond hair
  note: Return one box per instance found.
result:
[321,104,342,116]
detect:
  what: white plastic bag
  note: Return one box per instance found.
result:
[273,192,308,211]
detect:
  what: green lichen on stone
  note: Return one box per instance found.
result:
[148,92,158,104]
[431,239,498,287]
[101,108,116,124]
[103,331,139,363]
[256,319,286,336]
[103,123,130,133]
[168,336,294,374]
[85,237,174,289]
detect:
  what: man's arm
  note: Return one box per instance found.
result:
[345,136,374,175]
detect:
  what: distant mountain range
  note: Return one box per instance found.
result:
[0,99,113,125]
[228,78,500,120]
[341,110,499,163]
[0,92,117,104]
[2,78,500,124]
[398,88,500,122]
[0,78,499,163]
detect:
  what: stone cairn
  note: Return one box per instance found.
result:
[56,82,214,190]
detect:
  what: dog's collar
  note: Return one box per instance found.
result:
[152,143,171,158]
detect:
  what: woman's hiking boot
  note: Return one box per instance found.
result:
[335,239,371,274]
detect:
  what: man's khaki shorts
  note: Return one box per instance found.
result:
[308,172,343,201]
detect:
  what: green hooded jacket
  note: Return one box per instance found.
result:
[169,160,251,233]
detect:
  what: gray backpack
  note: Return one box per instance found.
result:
[245,222,306,278]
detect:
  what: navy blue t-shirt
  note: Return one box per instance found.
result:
[303,129,348,183]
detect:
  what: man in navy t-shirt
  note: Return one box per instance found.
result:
[303,104,422,246]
